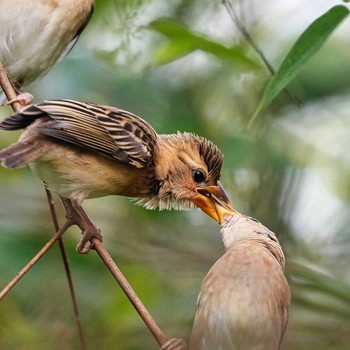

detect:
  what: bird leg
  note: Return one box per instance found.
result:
[61,197,103,254]
[160,338,187,350]
[0,74,33,107]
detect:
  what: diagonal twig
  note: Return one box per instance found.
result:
[0,219,72,300]
[1,63,170,347]
[222,0,301,106]
[45,189,87,350]
[92,238,168,347]
[0,64,22,113]
[61,198,169,346]
[0,63,86,349]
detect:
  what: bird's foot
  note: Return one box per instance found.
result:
[61,197,103,254]
[77,225,103,254]
[160,338,187,350]
[5,92,33,107]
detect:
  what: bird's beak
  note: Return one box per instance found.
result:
[191,181,233,224]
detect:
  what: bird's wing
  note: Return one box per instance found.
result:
[0,99,157,168]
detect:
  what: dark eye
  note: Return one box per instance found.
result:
[193,169,206,183]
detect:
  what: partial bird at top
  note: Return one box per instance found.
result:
[0,0,94,104]
[0,99,226,252]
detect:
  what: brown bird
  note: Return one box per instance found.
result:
[162,186,290,350]
[0,0,94,103]
[0,99,225,253]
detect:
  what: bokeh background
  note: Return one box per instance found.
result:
[1,0,350,349]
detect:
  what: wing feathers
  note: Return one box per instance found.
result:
[0,99,158,168]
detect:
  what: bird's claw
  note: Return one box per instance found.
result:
[5,92,33,107]
[160,338,187,350]
[60,197,103,254]
[77,226,103,254]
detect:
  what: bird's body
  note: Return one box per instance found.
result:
[0,99,222,209]
[0,0,94,93]
[0,99,224,251]
[28,138,150,201]
[189,212,290,350]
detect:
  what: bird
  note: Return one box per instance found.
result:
[0,0,94,104]
[161,186,290,350]
[192,186,290,350]
[0,99,226,253]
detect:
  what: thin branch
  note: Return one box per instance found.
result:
[0,64,22,112]
[59,198,170,346]
[222,0,275,74]
[0,64,86,349]
[45,190,87,350]
[222,0,301,106]
[92,238,168,347]
[0,220,72,300]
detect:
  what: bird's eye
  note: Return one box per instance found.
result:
[193,169,206,183]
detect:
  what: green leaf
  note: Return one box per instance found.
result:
[149,18,262,70]
[250,5,350,126]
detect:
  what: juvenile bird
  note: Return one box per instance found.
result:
[162,186,290,350]
[193,186,290,350]
[0,0,94,103]
[0,99,225,253]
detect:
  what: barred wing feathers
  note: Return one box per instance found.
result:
[0,99,157,168]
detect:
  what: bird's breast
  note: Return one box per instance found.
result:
[30,145,150,203]
[189,242,289,350]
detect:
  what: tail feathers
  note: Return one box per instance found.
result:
[0,108,45,131]
[0,141,45,168]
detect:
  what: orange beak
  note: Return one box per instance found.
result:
[191,181,233,224]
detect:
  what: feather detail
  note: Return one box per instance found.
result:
[0,99,158,168]
[58,2,95,61]
[135,195,197,211]
[0,140,51,168]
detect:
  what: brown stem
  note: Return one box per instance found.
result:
[222,0,301,106]
[0,62,168,347]
[0,66,86,349]
[60,198,169,346]
[92,239,168,346]
[0,220,72,300]
[0,63,22,112]
[45,190,87,350]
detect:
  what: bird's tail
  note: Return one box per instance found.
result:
[0,140,44,168]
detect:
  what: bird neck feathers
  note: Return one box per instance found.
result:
[221,213,285,268]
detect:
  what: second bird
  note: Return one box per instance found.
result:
[189,186,291,350]
[0,0,94,101]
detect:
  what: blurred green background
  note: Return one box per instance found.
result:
[1,0,350,349]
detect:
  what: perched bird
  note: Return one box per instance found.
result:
[162,186,290,350]
[0,99,225,253]
[0,0,94,103]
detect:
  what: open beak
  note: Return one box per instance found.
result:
[191,181,233,224]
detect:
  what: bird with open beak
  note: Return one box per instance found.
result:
[162,185,290,350]
[0,0,94,104]
[0,99,226,253]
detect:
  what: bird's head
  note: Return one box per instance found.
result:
[138,132,229,213]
